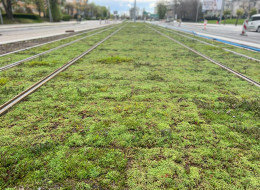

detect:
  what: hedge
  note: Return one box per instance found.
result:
[62,14,71,21]
[3,13,40,20]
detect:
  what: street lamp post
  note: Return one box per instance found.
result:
[195,0,200,22]
[0,9,3,24]
[134,0,136,22]
[47,0,53,22]
[219,0,225,24]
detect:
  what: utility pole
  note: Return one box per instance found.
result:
[47,0,53,22]
[219,0,225,24]
[195,0,200,22]
[0,9,3,25]
[134,0,137,22]
[247,0,252,19]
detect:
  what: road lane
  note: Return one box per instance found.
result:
[0,20,119,44]
[152,21,260,48]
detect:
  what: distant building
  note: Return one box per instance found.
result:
[66,0,88,4]
[228,0,260,17]
[159,0,260,20]
[65,0,88,16]
[0,0,39,15]
[129,7,140,20]
[154,7,158,14]
[205,0,260,17]
[165,1,175,20]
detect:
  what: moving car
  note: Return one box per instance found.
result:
[248,14,260,32]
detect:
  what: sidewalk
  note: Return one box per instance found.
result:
[183,22,243,30]
[0,21,120,45]
[195,32,260,49]
[0,21,79,29]
[183,22,242,27]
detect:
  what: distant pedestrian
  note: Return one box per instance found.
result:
[77,15,81,23]
[179,19,182,27]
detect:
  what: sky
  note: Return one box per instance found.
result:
[89,0,158,15]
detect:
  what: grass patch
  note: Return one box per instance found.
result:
[0,23,259,189]
[200,19,244,25]
[97,56,133,64]
[26,60,50,66]
[0,77,8,86]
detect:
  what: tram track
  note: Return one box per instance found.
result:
[157,25,260,63]
[0,25,125,115]
[151,23,260,53]
[0,26,116,72]
[148,25,260,88]
[0,24,116,58]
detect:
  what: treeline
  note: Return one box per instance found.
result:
[0,0,110,22]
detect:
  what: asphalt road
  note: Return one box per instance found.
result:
[152,21,260,48]
[0,20,119,44]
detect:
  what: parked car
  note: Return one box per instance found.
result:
[248,14,260,32]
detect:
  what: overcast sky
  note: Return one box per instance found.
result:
[89,0,157,15]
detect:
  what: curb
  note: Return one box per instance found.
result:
[194,33,260,52]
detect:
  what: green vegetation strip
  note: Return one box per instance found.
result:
[157,25,260,63]
[0,25,115,67]
[0,24,116,58]
[0,26,122,105]
[201,19,244,25]
[0,23,259,189]
[159,25,260,60]
[151,24,260,82]
[0,26,116,71]
[0,26,125,115]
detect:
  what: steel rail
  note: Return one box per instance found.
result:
[158,26,260,63]
[0,25,125,116]
[0,24,115,57]
[151,22,259,53]
[147,25,260,88]
[0,26,116,72]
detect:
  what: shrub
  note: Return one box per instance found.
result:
[62,14,71,21]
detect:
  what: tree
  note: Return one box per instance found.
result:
[1,0,13,20]
[88,3,97,18]
[34,0,45,16]
[97,6,108,19]
[236,8,244,26]
[65,3,74,16]
[157,2,167,19]
[249,8,257,16]
[223,9,231,25]
[50,0,61,21]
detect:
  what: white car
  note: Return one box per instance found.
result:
[248,14,260,32]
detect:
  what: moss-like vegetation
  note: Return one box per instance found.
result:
[152,25,260,82]
[97,56,133,64]
[0,23,259,189]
